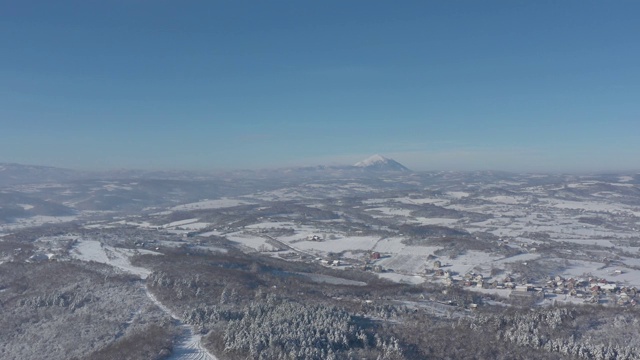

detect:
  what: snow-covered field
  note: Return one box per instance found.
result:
[412,217,459,226]
[162,218,201,228]
[298,273,367,286]
[225,232,278,252]
[71,240,161,279]
[479,195,531,205]
[543,198,640,216]
[377,254,428,274]
[445,251,501,275]
[377,273,426,285]
[447,191,470,199]
[291,236,380,256]
[559,260,640,287]
[171,198,254,211]
[393,197,450,206]
[0,215,78,232]
[366,207,414,218]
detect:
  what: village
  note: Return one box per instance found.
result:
[21,194,639,314]
[327,248,640,308]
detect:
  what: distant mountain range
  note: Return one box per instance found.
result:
[0,155,411,185]
[244,155,411,178]
[0,163,221,186]
[0,163,82,186]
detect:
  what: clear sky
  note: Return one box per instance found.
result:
[1,1,639,172]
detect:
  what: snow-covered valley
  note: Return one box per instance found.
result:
[2,168,640,359]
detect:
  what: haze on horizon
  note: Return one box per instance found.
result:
[1,1,639,173]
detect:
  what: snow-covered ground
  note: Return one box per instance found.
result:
[393,197,450,206]
[445,251,501,276]
[146,289,217,360]
[376,254,428,274]
[446,191,470,199]
[71,240,159,279]
[372,238,439,255]
[412,217,459,226]
[543,198,640,216]
[171,198,254,211]
[162,218,201,228]
[291,236,380,255]
[198,229,224,237]
[70,239,217,359]
[13,171,636,305]
[377,273,426,285]
[366,207,414,218]
[559,260,640,287]
[0,215,78,232]
[479,195,531,205]
[225,232,278,252]
[298,273,367,286]
[492,253,541,266]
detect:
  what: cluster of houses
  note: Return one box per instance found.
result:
[304,250,637,308]
[319,258,341,266]
[427,261,637,306]
[544,274,638,306]
[27,252,58,262]
[431,269,532,291]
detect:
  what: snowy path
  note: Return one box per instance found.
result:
[146,289,218,360]
[70,239,217,359]
[168,324,215,360]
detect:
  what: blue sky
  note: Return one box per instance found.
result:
[1,1,639,172]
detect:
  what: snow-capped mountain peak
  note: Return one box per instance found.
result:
[353,155,410,172]
[354,154,388,167]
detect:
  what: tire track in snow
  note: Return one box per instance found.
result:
[169,324,212,360]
